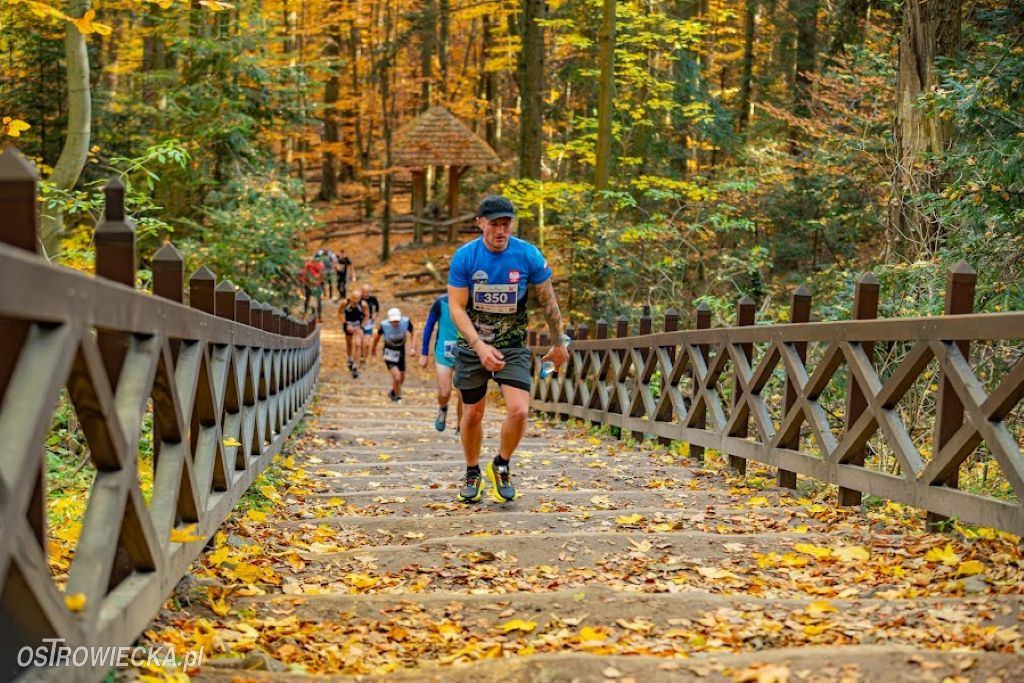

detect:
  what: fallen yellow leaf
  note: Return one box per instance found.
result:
[223,437,242,447]
[246,509,267,522]
[170,524,203,543]
[794,543,832,560]
[806,600,838,618]
[501,618,537,633]
[833,545,870,562]
[957,559,984,576]
[616,513,645,525]
[64,593,87,612]
[925,543,961,566]
[579,626,606,643]
[345,573,379,589]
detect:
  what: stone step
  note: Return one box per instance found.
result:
[193,647,1024,682]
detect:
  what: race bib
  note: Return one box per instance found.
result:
[473,283,518,314]
[443,339,456,359]
[383,348,401,363]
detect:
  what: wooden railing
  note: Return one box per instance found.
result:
[0,147,320,681]
[529,267,1024,537]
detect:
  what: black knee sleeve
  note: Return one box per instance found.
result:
[460,384,488,405]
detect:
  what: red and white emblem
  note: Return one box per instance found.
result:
[507,269,521,283]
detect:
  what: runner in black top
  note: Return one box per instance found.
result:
[336,248,354,301]
[359,283,380,367]
[338,293,368,378]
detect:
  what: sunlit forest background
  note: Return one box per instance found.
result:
[2,0,1022,322]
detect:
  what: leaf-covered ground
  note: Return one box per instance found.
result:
[126,299,1024,682]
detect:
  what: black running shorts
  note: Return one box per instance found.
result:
[454,346,532,404]
[383,345,406,372]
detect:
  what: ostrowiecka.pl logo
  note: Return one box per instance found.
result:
[18,639,204,670]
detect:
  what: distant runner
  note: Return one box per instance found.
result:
[359,283,380,367]
[419,294,462,433]
[372,307,415,402]
[339,293,368,378]
[335,248,354,301]
[300,255,324,321]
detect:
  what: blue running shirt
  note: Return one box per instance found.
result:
[448,236,552,349]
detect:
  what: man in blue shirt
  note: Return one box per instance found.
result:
[448,195,569,504]
[418,294,462,432]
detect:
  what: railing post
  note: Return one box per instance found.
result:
[658,308,680,447]
[615,315,629,439]
[729,297,755,475]
[558,326,575,420]
[691,302,712,463]
[95,178,137,387]
[189,266,217,314]
[926,261,977,531]
[95,178,136,286]
[839,273,880,506]
[235,290,251,326]
[215,281,237,321]
[273,308,284,335]
[249,299,262,330]
[152,242,184,303]
[0,147,43,550]
[633,308,651,441]
[593,318,608,429]
[0,145,39,253]
[529,330,537,346]
[779,286,811,489]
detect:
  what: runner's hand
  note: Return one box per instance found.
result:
[475,342,506,372]
[542,344,570,370]
[417,355,428,368]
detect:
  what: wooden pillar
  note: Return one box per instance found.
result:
[839,273,880,506]
[0,146,39,253]
[95,178,137,387]
[729,297,755,475]
[778,286,811,489]
[189,266,217,315]
[215,281,237,321]
[412,169,426,243]
[447,165,461,220]
[926,261,977,531]
[152,243,184,303]
[691,303,712,463]
[658,307,680,447]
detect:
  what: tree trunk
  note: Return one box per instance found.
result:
[438,0,450,101]
[518,0,544,183]
[319,3,342,201]
[892,0,961,258]
[419,0,436,111]
[482,15,498,150]
[788,0,818,153]
[829,0,870,55]
[40,0,92,259]
[380,0,396,261]
[736,0,757,132]
[594,0,616,192]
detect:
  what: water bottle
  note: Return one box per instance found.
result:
[539,335,571,379]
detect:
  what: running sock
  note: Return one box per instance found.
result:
[493,454,510,467]
[467,464,481,476]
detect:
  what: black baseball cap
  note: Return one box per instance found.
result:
[476,195,516,220]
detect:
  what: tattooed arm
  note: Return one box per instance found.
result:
[531,280,569,369]
[531,279,564,344]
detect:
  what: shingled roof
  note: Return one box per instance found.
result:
[394,106,500,168]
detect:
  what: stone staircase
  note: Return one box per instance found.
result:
[138,344,1024,682]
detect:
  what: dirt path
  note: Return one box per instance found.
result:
[129,315,1024,682]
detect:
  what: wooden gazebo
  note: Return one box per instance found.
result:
[394,106,500,221]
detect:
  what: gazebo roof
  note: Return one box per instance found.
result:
[393,106,500,168]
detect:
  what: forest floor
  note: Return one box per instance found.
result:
[127,194,1024,681]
